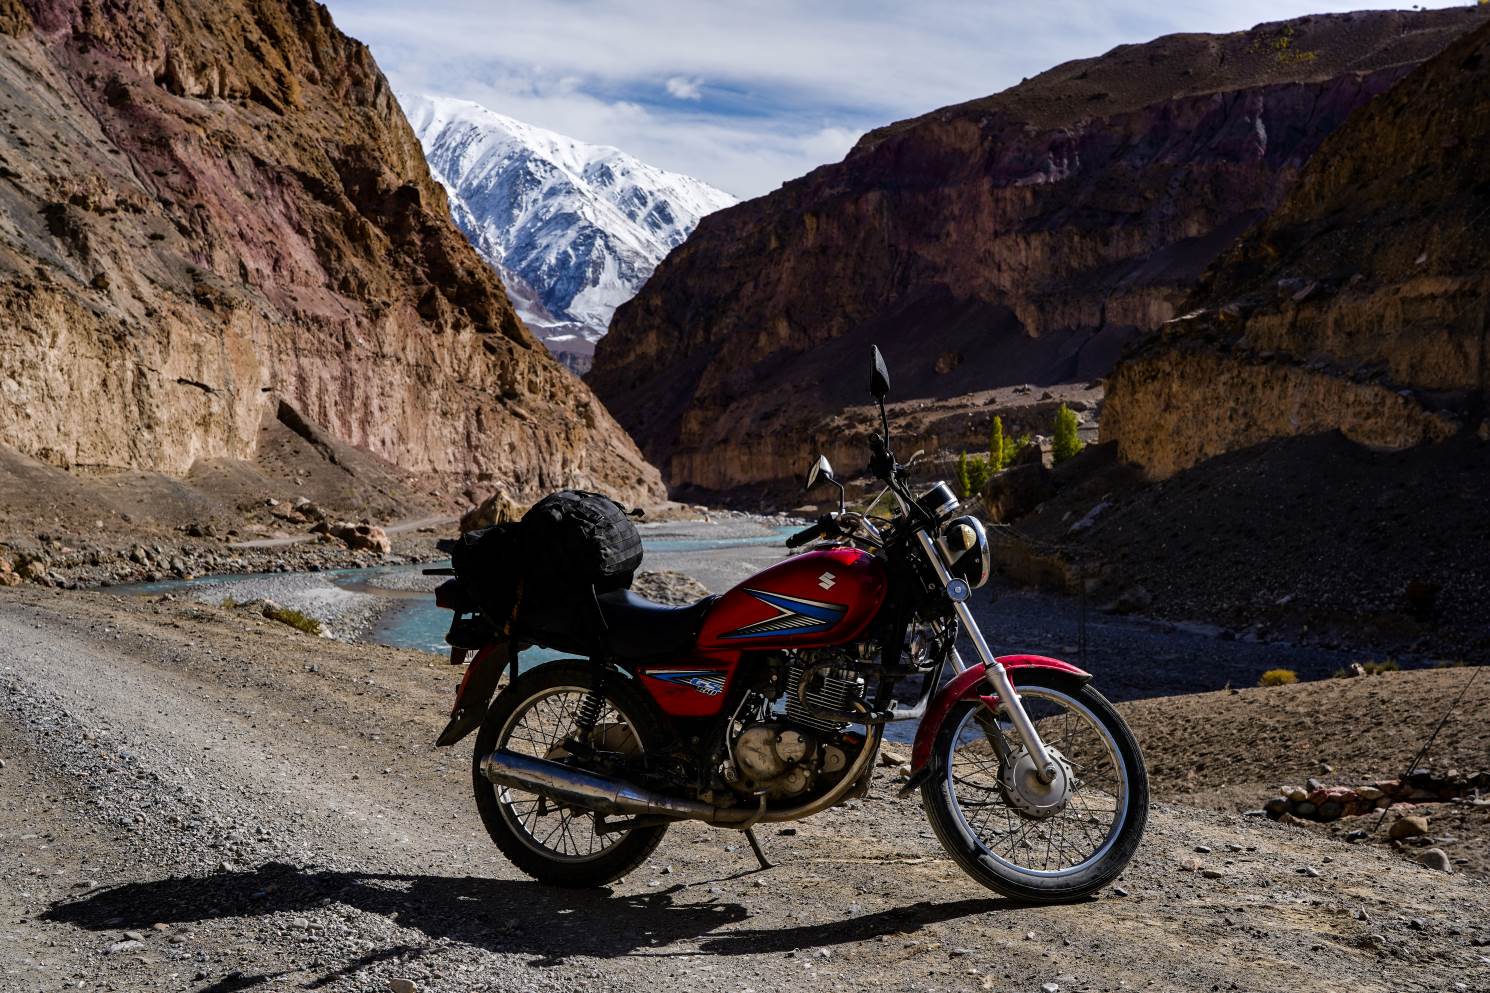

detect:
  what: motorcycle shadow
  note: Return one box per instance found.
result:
[42,861,1008,978]
[43,862,741,965]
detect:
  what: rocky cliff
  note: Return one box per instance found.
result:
[589,8,1484,495]
[0,0,663,507]
[1104,15,1490,478]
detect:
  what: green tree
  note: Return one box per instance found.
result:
[1052,405,1084,464]
[957,451,971,499]
[989,415,1008,471]
[966,455,990,498]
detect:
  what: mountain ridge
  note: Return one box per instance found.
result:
[0,0,664,510]
[589,7,1487,496]
[403,93,735,372]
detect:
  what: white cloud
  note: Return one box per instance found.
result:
[328,0,1472,198]
[664,76,703,101]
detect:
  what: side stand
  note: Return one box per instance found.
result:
[743,827,774,870]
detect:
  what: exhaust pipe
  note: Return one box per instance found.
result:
[481,720,882,828]
[481,750,724,821]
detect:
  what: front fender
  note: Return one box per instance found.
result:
[909,655,1091,773]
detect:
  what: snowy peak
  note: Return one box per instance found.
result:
[401,93,735,369]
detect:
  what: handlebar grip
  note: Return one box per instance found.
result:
[784,522,825,548]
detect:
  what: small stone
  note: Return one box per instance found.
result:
[1300,866,1321,878]
[1042,984,1060,993]
[1283,786,1308,803]
[107,939,144,954]
[950,947,972,957]
[1110,885,1129,897]
[1194,845,1212,854]
[1418,848,1452,873]
[388,980,418,993]
[1201,868,1225,879]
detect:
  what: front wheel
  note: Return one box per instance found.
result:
[921,671,1147,903]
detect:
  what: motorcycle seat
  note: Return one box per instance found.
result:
[595,589,719,660]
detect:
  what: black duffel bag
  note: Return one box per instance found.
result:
[452,490,642,655]
[519,489,642,593]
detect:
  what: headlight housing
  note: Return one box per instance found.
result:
[938,515,990,590]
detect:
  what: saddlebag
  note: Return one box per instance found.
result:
[452,490,643,655]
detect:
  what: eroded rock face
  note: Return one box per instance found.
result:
[0,0,663,505]
[590,9,1484,494]
[1105,15,1490,478]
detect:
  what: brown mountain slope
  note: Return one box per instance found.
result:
[590,8,1486,496]
[993,20,1490,657]
[1104,15,1490,477]
[0,0,662,508]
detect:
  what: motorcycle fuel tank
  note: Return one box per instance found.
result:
[695,547,888,652]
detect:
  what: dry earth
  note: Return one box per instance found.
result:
[2,588,1487,992]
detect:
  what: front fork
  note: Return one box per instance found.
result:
[915,532,1059,784]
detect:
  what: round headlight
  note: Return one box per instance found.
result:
[939,515,990,590]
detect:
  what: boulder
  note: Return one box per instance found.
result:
[1417,848,1452,873]
[1389,814,1429,840]
[460,491,525,532]
[631,570,710,606]
[981,461,1055,523]
[0,556,18,587]
[322,521,391,555]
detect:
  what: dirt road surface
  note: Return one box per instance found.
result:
[2,588,1485,992]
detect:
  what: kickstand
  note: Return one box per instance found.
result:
[743,827,774,870]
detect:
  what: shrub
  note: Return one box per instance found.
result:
[1052,404,1083,464]
[989,415,1009,471]
[263,604,323,636]
[957,451,971,499]
[1362,660,1400,675]
[966,454,990,498]
[1259,668,1298,687]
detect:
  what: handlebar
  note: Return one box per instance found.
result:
[785,517,831,548]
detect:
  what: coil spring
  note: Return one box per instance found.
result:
[574,687,605,737]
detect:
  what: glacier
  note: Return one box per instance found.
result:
[401,93,737,373]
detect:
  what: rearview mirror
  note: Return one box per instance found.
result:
[870,345,891,400]
[805,454,834,491]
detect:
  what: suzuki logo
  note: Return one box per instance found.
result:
[818,572,836,590]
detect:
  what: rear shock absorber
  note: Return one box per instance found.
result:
[574,687,605,740]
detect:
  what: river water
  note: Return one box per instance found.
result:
[120,520,797,663]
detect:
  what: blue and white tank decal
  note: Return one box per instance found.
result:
[719,589,847,640]
[643,670,727,696]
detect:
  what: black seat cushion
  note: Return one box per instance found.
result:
[596,590,718,660]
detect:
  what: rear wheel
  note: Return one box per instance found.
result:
[472,661,668,887]
[921,671,1147,903]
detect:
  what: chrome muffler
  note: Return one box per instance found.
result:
[480,750,721,821]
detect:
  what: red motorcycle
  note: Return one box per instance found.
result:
[431,347,1147,901]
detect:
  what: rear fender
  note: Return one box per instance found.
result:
[435,643,511,748]
[909,655,1090,772]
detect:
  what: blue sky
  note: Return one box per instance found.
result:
[326,1,1471,198]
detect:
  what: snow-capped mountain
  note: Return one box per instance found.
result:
[401,93,737,372]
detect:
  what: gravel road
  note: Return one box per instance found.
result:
[2,588,1486,993]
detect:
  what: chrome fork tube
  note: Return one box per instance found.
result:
[915,529,1057,782]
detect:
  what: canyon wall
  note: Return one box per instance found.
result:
[589,8,1485,495]
[1104,16,1490,478]
[0,0,663,505]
